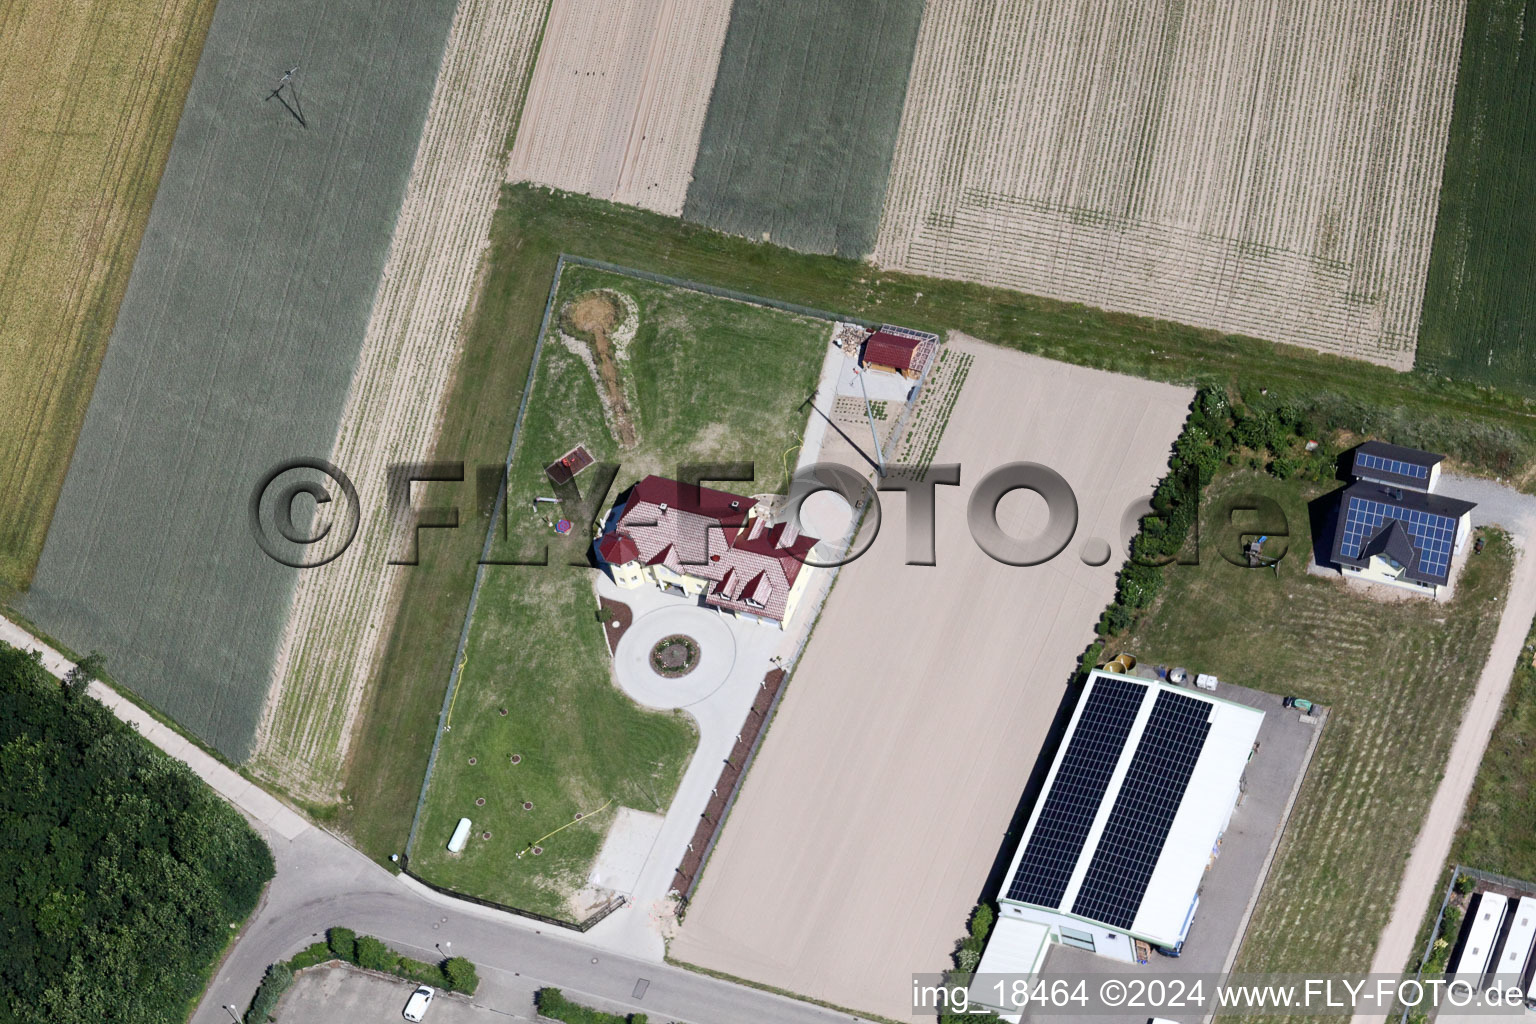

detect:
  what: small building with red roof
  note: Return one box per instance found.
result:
[860,324,938,380]
[595,475,820,627]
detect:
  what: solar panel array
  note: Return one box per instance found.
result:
[1357,451,1429,480]
[1005,676,1146,908]
[1339,496,1457,578]
[1071,690,1213,930]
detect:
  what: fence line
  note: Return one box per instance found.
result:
[405,869,625,932]
[404,254,568,863]
[561,254,879,328]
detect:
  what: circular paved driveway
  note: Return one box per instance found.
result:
[613,603,736,710]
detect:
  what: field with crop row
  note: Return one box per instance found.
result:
[875,0,1466,368]
[1416,0,1536,392]
[252,0,554,798]
[681,0,926,257]
[0,0,215,593]
[507,0,729,217]
[22,0,462,761]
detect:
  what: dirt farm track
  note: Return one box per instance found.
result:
[671,338,1193,1020]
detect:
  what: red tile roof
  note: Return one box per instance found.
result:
[863,330,922,371]
[595,475,819,623]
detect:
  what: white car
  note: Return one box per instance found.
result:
[403,986,435,1021]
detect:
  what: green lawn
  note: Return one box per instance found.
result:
[1417,0,1536,393]
[1108,471,1513,1003]
[340,182,1536,878]
[404,265,829,917]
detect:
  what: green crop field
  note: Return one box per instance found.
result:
[1417,0,1536,391]
[1105,472,1512,1003]
[681,0,926,258]
[0,0,216,595]
[340,184,1536,872]
[19,0,461,761]
[405,263,829,918]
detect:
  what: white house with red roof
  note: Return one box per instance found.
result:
[596,475,820,628]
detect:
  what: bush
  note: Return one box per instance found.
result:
[394,955,447,986]
[445,955,480,994]
[288,941,333,970]
[354,934,395,972]
[969,903,994,944]
[244,962,293,1023]
[327,926,357,962]
[536,987,636,1023]
[1456,872,1475,895]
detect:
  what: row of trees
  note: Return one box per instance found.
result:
[0,642,274,1024]
[1085,385,1340,656]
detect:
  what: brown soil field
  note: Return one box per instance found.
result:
[252,0,551,798]
[506,0,732,216]
[670,336,1193,1019]
[874,0,1466,369]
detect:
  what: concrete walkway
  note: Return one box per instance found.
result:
[0,615,310,841]
[1358,475,1536,1021]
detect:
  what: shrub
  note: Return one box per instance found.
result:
[1456,873,1475,895]
[536,987,635,1023]
[969,903,994,943]
[244,962,293,1023]
[445,955,480,994]
[354,934,394,972]
[327,926,357,962]
[288,941,332,970]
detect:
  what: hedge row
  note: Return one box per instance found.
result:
[326,927,479,994]
[535,987,648,1024]
[1081,384,1341,664]
[241,930,480,1023]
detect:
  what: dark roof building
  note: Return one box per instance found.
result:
[1329,481,1475,588]
[1349,441,1443,491]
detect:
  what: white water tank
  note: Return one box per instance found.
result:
[448,818,472,854]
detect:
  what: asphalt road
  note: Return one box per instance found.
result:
[0,615,864,1024]
[193,822,871,1024]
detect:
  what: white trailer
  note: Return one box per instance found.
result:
[447,817,472,854]
[1495,896,1536,984]
[1450,892,1510,985]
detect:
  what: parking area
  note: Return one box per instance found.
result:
[1031,680,1328,1024]
[276,966,502,1024]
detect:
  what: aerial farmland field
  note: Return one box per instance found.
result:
[875,0,1466,368]
[681,0,926,257]
[254,0,552,802]
[507,0,730,217]
[407,263,829,918]
[0,0,215,594]
[1417,0,1536,393]
[22,0,461,760]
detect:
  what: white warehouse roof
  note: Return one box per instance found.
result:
[998,670,1264,947]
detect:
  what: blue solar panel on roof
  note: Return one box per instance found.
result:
[1070,690,1212,930]
[1357,452,1429,480]
[1339,496,1456,578]
[1005,676,1145,908]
